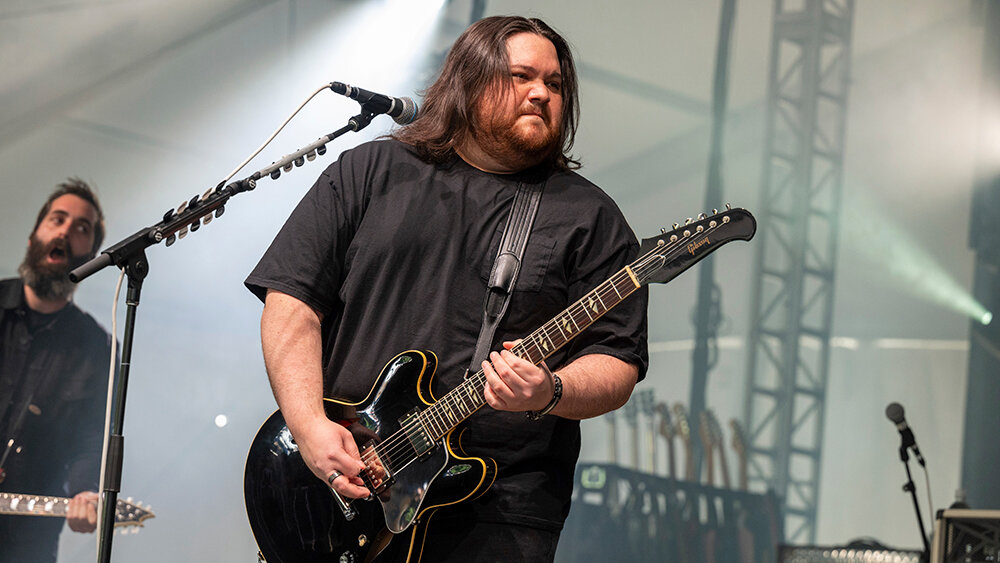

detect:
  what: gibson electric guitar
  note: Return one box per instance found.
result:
[243,207,756,563]
[0,492,154,531]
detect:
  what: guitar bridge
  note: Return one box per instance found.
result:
[360,442,394,495]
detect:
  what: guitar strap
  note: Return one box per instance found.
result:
[467,177,545,375]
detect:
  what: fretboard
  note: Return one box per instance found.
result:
[416,264,643,440]
[0,493,70,518]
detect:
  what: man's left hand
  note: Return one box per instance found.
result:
[67,491,99,533]
[482,340,555,412]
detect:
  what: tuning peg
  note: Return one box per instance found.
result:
[685,217,693,225]
[282,162,293,173]
[698,213,707,220]
[712,208,718,214]
[726,203,732,210]
[190,220,200,233]
[660,227,667,234]
[165,234,176,246]
[270,169,281,180]
[306,150,317,162]
[203,214,213,226]
[672,222,680,230]
[294,156,305,167]
[178,225,189,239]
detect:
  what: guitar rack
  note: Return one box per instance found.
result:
[556,463,782,563]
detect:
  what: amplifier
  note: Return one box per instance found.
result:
[931,508,1000,563]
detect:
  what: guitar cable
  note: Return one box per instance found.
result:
[95,268,125,556]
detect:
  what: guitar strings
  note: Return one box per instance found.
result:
[357,218,724,474]
[360,223,713,475]
[356,216,730,476]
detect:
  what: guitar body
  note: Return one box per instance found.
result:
[244,351,497,563]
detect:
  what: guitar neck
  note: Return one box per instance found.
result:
[0,493,71,518]
[0,492,152,529]
[418,265,642,441]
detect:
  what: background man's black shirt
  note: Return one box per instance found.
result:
[0,278,110,496]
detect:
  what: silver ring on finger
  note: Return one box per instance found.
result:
[328,470,343,485]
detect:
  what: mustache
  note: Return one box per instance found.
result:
[520,106,548,119]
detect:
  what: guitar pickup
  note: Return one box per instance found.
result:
[399,409,435,457]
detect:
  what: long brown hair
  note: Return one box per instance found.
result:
[392,16,580,170]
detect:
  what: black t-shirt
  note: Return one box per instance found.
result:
[246,140,648,530]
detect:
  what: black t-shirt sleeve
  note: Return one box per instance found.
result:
[245,146,371,315]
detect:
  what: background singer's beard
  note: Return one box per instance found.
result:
[18,234,88,302]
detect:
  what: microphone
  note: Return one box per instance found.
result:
[329,82,418,125]
[885,402,925,466]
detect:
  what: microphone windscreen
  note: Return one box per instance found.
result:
[885,402,905,424]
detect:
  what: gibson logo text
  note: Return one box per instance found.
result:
[687,237,711,255]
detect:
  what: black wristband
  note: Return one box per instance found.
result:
[526,366,562,421]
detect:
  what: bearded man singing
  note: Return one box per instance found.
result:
[246,16,648,562]
[0,179,112,563]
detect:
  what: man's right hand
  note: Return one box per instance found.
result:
[292,416,370,499]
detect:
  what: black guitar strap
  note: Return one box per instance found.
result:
[467,178,545,375]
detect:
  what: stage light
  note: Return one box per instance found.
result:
[215,414,228,428]
[842,190,991,327]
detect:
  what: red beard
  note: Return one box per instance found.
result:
[473,99,561,170]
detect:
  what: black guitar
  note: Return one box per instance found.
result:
[244,207,756,563]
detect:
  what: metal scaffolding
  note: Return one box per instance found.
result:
[743,0,855,543]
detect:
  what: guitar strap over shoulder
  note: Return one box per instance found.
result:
[467,178,545,375]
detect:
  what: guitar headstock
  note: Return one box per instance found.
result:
[114,497,155,531]
[729,418,748,459]
[656,402,674,440]
[698,410,716,450]
[729,418,749,491]
[160,187,229,247]
[706,409,724,447]
[671,403,691,444]
[635,206,756,286]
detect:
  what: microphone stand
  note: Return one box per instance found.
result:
[896,440,930,560]
[71,106,381,563]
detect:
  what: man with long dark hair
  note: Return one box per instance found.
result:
[247,16,648,561]
[0,179,111,562]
